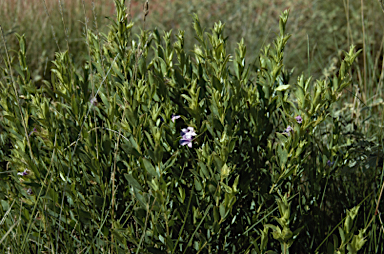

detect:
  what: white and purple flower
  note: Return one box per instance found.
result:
[171,114,181,123]
[180,127,197,148]
[90,97,97,106]
[284,125,293,136]
[295,115,303,124]
[17,169,29,176]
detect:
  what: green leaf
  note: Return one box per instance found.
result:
[141,158,158,178]
[261,226,269,251]
[338,227,346,243]
[220,163,230,180]
[277,145,288,169]
[212,154,224,173]
[350,229,367,251]
[275,85,290,92]
[199,161,210,178]
[232,175,239,193]
[219,203,226,220]
[220,182,232,194]
[78,209,92,225]
[153,143,164,164]
[121,139,142,157]
[276,132,288,144]
[213,206,220,222]
[163,151,179,172]
[295,86,305,107]
[178,186,185,204]
[3,115,15,122]
[194,177,203,192]
[90,195,105,208]
[102,136,112,155]
[124,173,144,192]
[129,136,142,155]
[125,107,138,128]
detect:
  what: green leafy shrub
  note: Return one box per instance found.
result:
[0,0,381,253]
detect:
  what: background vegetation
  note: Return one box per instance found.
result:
[0,0,384,253]
[1,0,384,136]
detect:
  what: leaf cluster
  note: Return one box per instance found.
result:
[0,1,381,253]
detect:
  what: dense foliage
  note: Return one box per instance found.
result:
[1,1,383,253]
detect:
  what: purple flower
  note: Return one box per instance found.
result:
[181,127,197,138]
[171,114,181,123]
[17,169,29,176]
[327,160,334,167]
[28,127,37,137]
[90,97,97,106]
[295,115,303,124]
[284,125,293,135]
[27,188,33,195]
[180,127,197,148]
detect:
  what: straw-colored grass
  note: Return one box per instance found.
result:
[1,0,382,136]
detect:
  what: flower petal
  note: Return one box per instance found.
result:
[171,114,181,122]
[179,138,191,146]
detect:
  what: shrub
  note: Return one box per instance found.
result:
[0,0,380,253]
